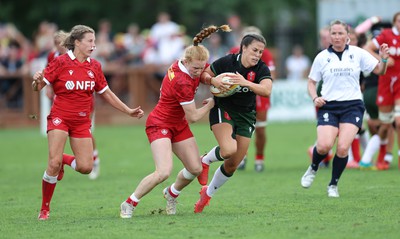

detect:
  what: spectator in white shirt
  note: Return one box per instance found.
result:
[285,44,310,81]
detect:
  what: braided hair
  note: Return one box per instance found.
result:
[183,25,231,63]
[193,25,231,46]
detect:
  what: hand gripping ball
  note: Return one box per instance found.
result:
[210,76,239,97]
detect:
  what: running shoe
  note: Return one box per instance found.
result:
[327,185,339,198]
[38,210,50,220]
[376,161,390,171]
[359,161,376,170]
[301,166,316,188]
[254,161,264,172]
[88,159,100,180]
[120,201,135,219]
[163,187,177,215]
[194,186,211,213]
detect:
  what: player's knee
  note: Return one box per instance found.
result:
[75,159,92,174]
[154,170,170,183]
[76,165,92,174]
[335,144,349,157]
[220,146,236,159]
[48,158,62,170]
[316,143,332,155]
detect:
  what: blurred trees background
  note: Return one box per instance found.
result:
[0,0,317,77]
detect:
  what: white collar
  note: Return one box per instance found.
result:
[178,60,192,77]
[393,27,399,36]
[67,50,91,62]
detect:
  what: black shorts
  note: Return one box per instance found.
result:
[209,105,256,138]
[363,87,378,119]
[317,100,365,129]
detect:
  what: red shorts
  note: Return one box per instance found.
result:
[256,95,270,112]
[47,114,92,138]
[376,74,400,106]
[146,123,193,143]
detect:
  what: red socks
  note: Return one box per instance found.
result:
[126,197,139,207]
[351,138,361,162]
[168,187,178,198]
[41,180,56,211]
[62,154,75,166]
[377,144,386,164]
[255,154,264,161]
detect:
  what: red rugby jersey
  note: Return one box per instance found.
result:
[43,50,108,119]
[374,27,400,76]
[148,60,203,125]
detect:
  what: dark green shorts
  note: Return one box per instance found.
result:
[209,105,256,138]
[363,87,378,119]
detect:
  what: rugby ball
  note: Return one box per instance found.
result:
[210,76,239,97]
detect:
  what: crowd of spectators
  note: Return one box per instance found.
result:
[1,12,314,113]
[0,23,31,108]
[0,13,215,110]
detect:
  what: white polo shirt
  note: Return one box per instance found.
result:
[309,45,378,101]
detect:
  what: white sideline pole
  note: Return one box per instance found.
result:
[30,57,49,137]
[40,89,50,136]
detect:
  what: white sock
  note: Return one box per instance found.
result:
[71,160,77,170]
[385,152,394,163]
[93,149,99,158]
[207,166,230,197]
[170,183,180,196]
[43,171,58,184]
[129,193,140,203]
[202,146,223,165]
[93,158,100,166]
[360,134,380,164]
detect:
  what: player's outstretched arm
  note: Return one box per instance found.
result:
[100,88,144,119]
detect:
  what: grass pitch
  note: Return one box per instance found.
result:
[0,122,399,239]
